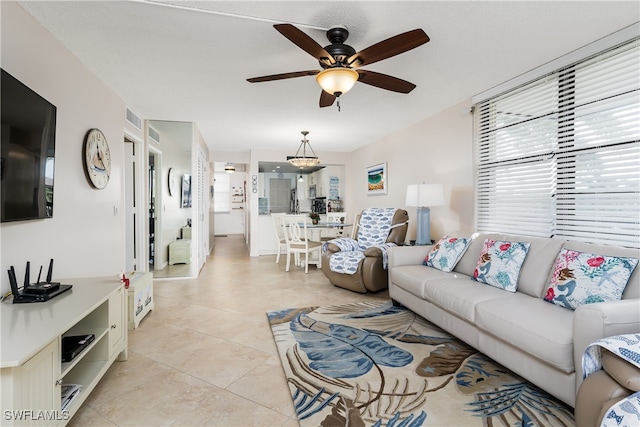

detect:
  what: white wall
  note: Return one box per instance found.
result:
[1,2,126,294]
[349,100,475,242]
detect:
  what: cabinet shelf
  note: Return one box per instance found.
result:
[60,328,108,377]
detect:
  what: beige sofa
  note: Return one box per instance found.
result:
[387,232,640,408]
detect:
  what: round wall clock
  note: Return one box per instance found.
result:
[83,128,111,189]
[168,168,177,196]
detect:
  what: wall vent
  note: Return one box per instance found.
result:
[125,107,142,130]
[148,126,160,143]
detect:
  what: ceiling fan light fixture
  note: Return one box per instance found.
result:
[316,67,358,96]
[288,131,320,168]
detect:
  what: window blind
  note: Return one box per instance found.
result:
[474,38,639,248]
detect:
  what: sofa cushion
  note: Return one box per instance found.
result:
[389,265,458,299]
[543,249,638,310]
[476,296,575,373]
[426,280,517,323]
[562,241,640,300]
[472,239,531,292]
[424,236,471,272]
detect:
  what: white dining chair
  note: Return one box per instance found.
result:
[322,212,348,241]
[281,215,322,273]
[272,213,287,264]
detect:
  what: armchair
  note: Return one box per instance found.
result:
[321,208,408,293]
[575,335,640,426]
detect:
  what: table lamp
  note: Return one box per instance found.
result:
[405,183,445,245]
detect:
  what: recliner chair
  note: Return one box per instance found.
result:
[321,208,409,293]
[575,346,640,426]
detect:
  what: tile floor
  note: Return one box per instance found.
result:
[70,234,388,426]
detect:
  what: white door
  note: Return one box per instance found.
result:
[124,139,145,272]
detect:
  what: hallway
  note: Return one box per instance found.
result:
[70,234,388,426]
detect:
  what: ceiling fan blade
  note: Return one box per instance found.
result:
[319,90,336,107]
[274,23,335,67]
[348,29,429,67]
[247,70,319,83]
[356,70,416,94]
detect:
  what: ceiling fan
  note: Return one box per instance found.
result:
[247,24,430,108]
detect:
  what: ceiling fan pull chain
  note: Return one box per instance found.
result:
[337,98,341,112]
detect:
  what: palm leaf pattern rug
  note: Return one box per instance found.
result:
[267,300,575,427]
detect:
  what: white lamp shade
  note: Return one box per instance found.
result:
[405,184,419,206]
[405,183,445,207]
[316,68,359,95]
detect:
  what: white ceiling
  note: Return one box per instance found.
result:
[17,1,640,154]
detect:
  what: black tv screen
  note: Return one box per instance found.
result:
[1,69,57,222]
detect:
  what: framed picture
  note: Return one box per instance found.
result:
[309,184,317,199]
[366,162,387,195]
[181,174,192,208]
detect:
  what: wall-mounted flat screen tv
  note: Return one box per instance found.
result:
[1,69,57,223]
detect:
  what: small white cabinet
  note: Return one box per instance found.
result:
[127,272,154,330]
[169,240,191,265]
[1,278,127,426]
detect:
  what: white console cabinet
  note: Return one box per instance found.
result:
[1,278,127,426]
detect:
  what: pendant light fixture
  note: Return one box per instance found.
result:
[287,131,320,168]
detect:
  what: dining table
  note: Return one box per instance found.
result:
[303,221,353,242]
[288,221,353,268]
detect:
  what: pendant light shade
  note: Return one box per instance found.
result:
[316,67,359,96]
[287,131,320,168]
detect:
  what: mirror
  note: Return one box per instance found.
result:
[148,120,195,279]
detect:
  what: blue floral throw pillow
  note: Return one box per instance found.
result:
[544,249,639,310]
[424,236,471,273]
[473,239,531,292]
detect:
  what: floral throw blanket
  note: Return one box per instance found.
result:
[582,334,640,426]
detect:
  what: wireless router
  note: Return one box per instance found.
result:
[7,259,72,304]
[24,259,61,295]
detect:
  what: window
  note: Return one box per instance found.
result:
[213,172,230,213]
[474,38,640,248]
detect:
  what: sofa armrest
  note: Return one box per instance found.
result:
[363,247,383,257]
[388,245,432,268]
[323,242,341,254]
[573,299,640,385]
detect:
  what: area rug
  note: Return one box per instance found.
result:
[267,300,575,427]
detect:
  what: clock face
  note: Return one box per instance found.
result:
[168,168,177,196]
[83,128,111,189]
